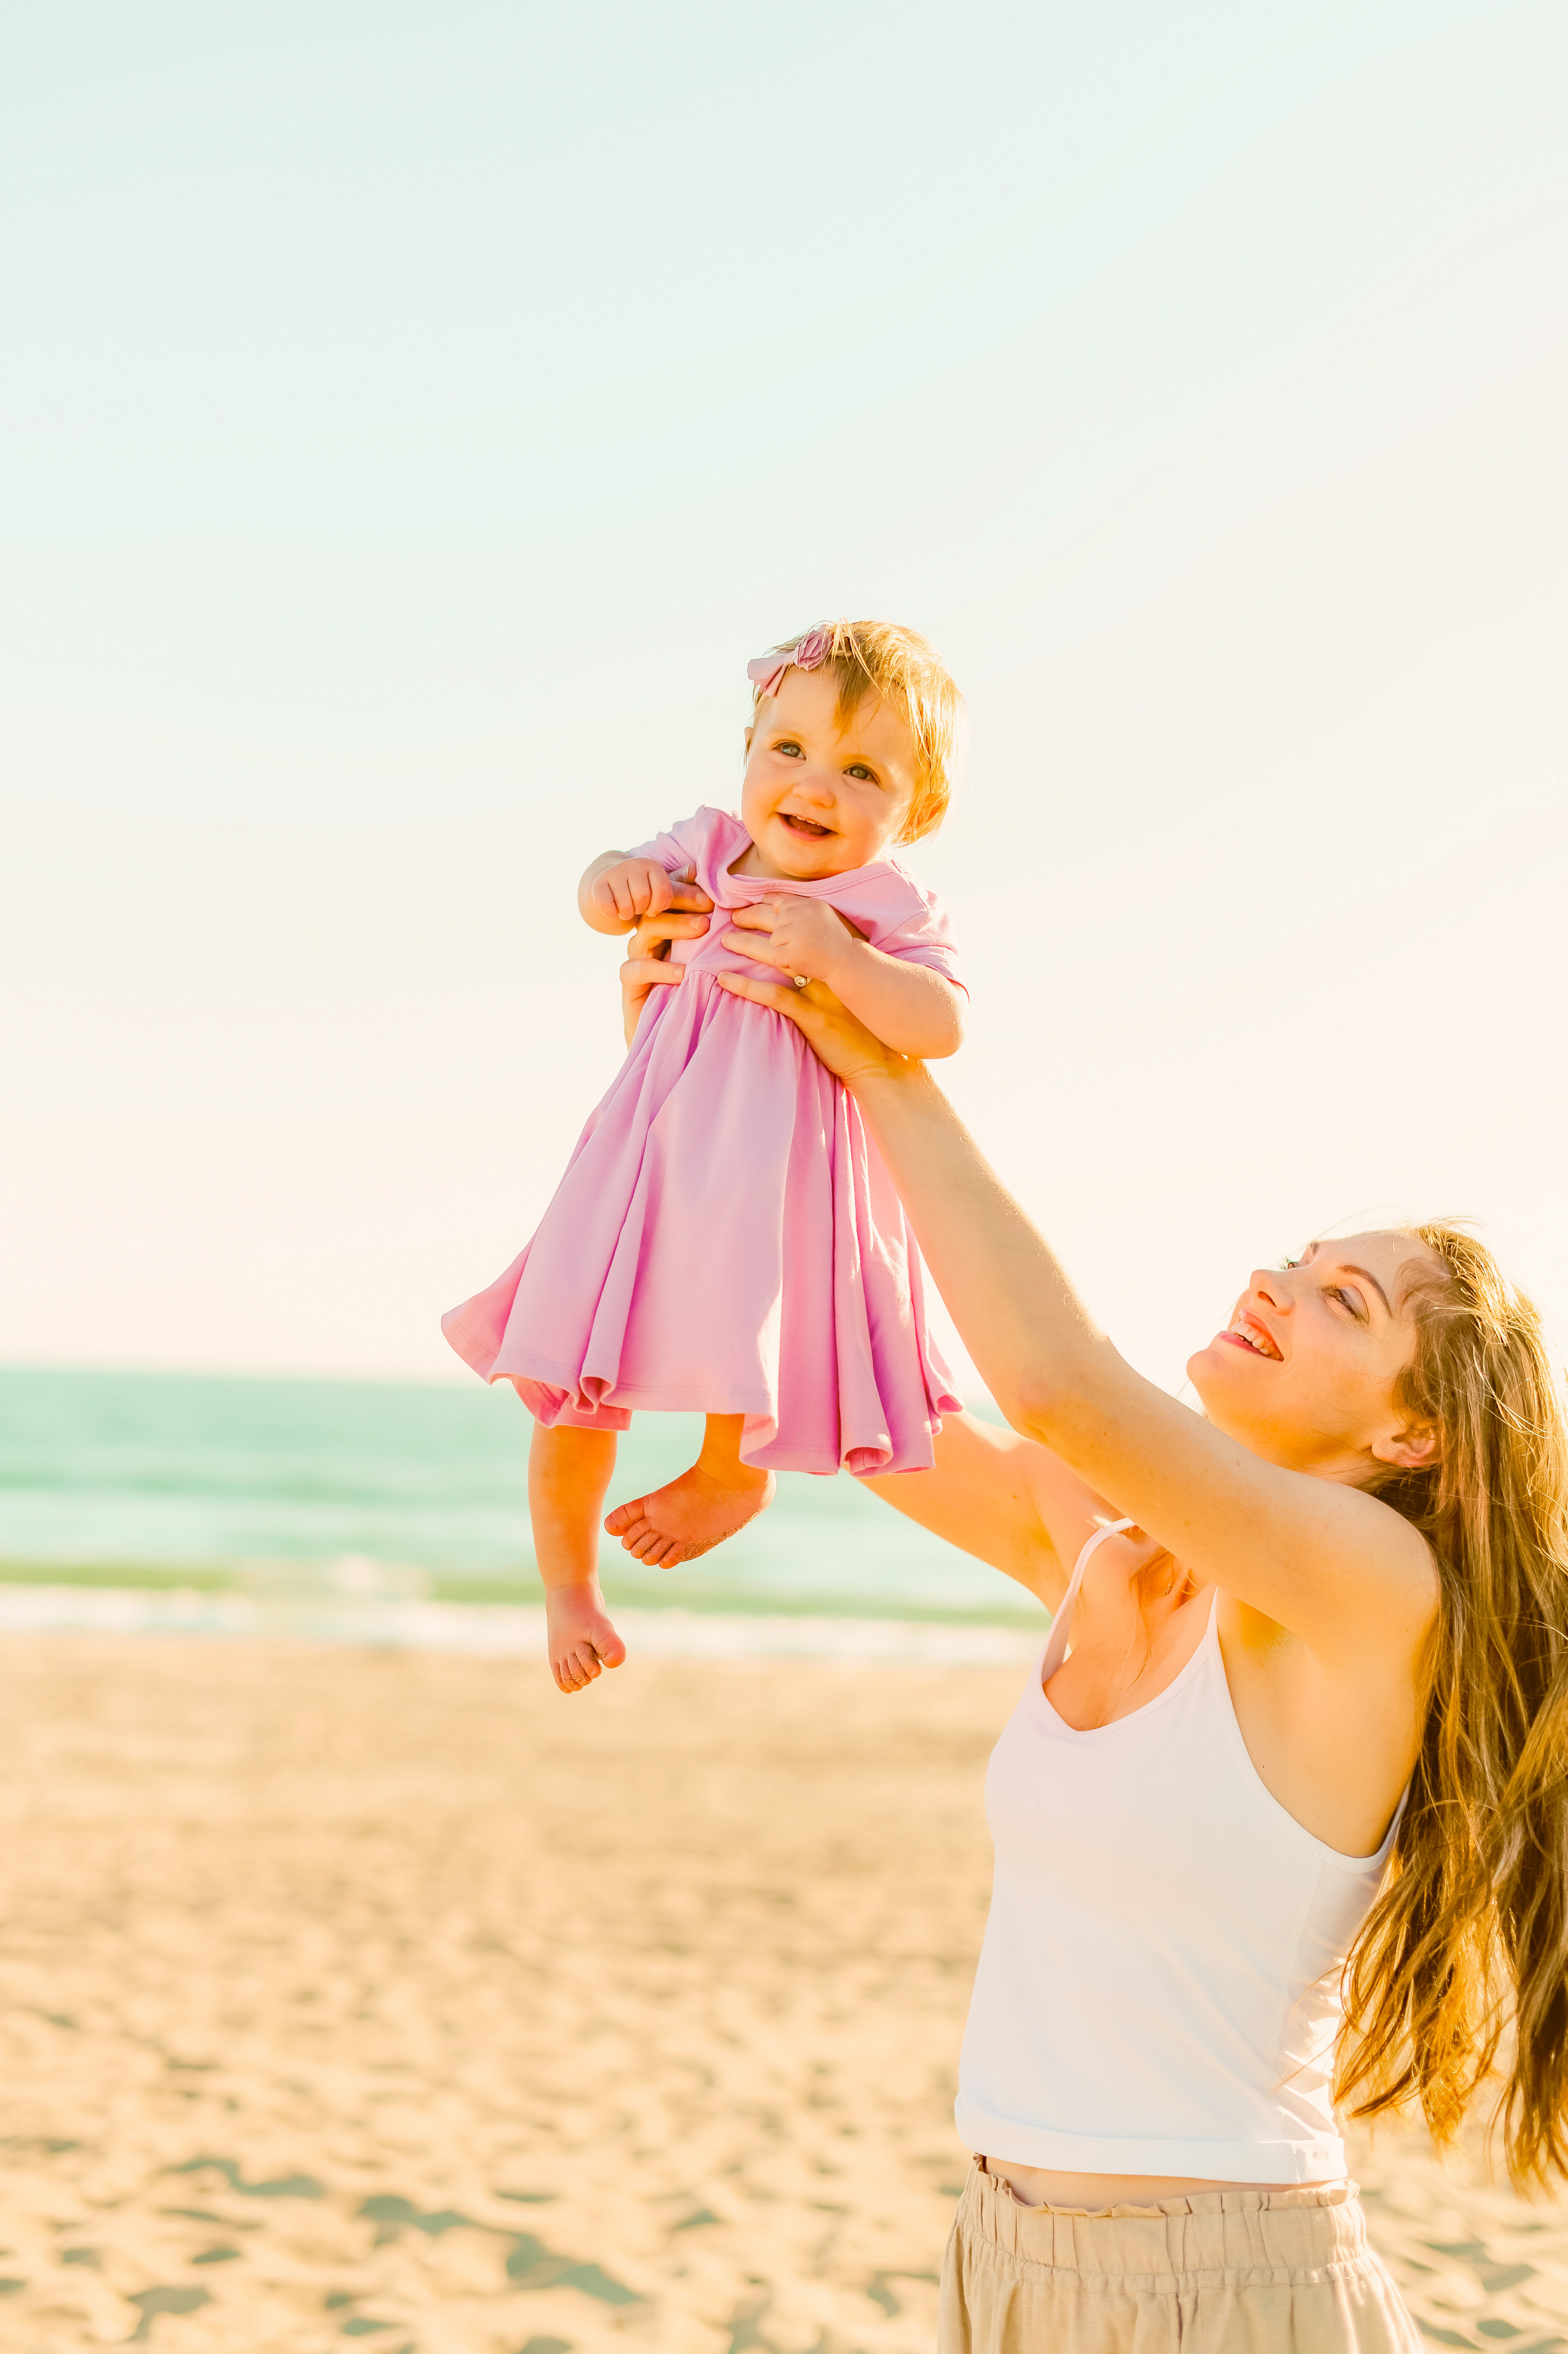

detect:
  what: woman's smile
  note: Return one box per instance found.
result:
[1218,1310,1283,1360]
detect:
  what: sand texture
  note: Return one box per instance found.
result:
[0,1636,1566,2353]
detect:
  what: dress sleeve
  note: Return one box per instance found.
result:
[625,806,726,877]
[872,890,966,993]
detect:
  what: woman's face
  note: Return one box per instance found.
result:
[1187,1230,1443,1480]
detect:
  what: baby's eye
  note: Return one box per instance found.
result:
[774,738,804,758]
[1280,1257,1300,1270]
[844,762,876,783]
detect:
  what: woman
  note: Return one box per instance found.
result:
[614,899,1568,2351]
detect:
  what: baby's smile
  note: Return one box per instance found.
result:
[735,664,923,882]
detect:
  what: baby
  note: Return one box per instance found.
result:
[443,619,967,1690]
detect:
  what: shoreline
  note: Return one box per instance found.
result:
[0,1579,1044,1662]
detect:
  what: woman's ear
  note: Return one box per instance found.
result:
[1371,1419,1439,1472]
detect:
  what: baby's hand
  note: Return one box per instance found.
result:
[589,857,681,929]
[729,896,861,985]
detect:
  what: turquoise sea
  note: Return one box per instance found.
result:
[0,1366,1040,1633]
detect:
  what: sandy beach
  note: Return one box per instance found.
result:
[1,1635,1566,2353]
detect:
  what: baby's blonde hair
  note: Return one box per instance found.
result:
[753,619,962,844]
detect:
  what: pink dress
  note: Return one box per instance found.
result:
[441,807,962,1476]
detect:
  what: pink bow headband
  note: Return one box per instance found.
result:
[745,624,835,701]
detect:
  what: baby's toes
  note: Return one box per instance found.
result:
[553,1642,588,1691]
[604,1496,647,1538]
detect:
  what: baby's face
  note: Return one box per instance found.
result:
[739,667,917,880]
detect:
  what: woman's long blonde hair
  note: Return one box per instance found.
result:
[1338,1222,1568,2187]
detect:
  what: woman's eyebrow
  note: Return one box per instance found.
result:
[1304,1241,1390,1316]
[1336,1262,1392,1316]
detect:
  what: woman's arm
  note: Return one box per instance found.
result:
[714,965,1437,1666]
[862,1410,1119,1612]
[615,920,1108,1606]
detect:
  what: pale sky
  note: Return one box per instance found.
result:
[4,2,1566,1399]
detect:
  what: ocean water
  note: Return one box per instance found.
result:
[0,1366,1042,1628]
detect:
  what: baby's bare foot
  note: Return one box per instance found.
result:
[545,1584,627,1694]
[604,1460,776,1567]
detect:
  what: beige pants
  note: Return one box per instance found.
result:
[939,2162,1420,2352]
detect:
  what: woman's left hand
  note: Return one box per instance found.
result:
[715,958,907,1091]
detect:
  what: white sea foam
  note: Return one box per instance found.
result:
[0,1583,1040,1665]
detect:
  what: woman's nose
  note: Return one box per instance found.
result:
[1250,1270,1288,1312]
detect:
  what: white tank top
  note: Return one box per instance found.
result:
[954,1520,1403,2183]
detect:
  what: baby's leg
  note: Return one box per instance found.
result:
[528,1423,626,1693]
[603,1413,775,1566]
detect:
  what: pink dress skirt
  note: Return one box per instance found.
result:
[441,807,962,1475]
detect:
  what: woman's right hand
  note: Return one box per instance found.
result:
[619,881,712,1046]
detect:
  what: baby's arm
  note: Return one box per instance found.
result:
[822,942,965,1059]
[579,851,680,935]
[580,853,714,938]
[723,899,966,1059]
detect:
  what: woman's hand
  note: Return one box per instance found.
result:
[715,962,908,1090]
[619,882,712,1046]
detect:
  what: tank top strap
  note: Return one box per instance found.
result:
[1373,1778,1412,1863]
[1040,1517,1136,1682]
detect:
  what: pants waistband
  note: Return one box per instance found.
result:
[961,2163,1371,2282]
